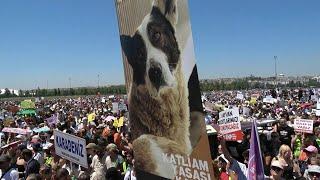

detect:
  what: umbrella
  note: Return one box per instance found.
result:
[17,109,36,116]
[33,126,50,133]
[2,128,32,135]
[20,100,36,109]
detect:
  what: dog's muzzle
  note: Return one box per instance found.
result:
[148,61,164,91]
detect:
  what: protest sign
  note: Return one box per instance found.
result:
[101,97,106,103]
[236,93,244,100]
[218,108,241,135]
[243,107,250,116]
[316,110,320,116]
[54,130,88,168]
[317,98,320,109]
[115,0,214,178]
[112,102,119,113]
[263,97,276,104]
[294,119,314,134]
[311,95,318,102]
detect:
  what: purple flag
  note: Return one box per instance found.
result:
[46,114,58,127]
[248,120,265,180]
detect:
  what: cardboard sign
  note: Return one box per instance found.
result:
[115,0,214,179]
[218,108,241,135]
[311,95,318,102]
[224,130,243,141]
[294,119,314,134]
[263,97,276,104]
[54,130,88,168]
[236,93,244,100]
[112,102,119,113]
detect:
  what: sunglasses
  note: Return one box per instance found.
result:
[271,166,283,173]
[309,172,320,177]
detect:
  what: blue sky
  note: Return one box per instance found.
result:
[0,0,319,90]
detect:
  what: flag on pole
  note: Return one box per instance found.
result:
[248,120,265,180]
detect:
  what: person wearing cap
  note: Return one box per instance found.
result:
[0,155,19,180]
[265,160,285,180]
[304,165,320,180]
[86,143,105,180]
[299,145,319,175]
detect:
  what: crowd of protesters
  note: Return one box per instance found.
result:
[0,96,135,180]
[0,87,319,180]
[204,88,320,180]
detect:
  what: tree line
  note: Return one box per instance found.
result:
[200,78,320,91]
[1,78,319,99]
[0,86,127,99]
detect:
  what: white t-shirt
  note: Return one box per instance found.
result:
[0,168,19,180]
[33,152,44,165]
[124,170,136,180]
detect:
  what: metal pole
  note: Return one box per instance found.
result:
[274,56,277,79]
[274,56,277,87]
[98,74,100,88]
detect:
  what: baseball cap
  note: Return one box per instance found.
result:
[86,143,99,150]
[304,145,318,153]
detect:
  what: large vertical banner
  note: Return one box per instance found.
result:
[115,0,214,179]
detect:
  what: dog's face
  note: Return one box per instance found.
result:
[121,0,180,97]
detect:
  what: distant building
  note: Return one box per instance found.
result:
[0,89,19,96]
[312,76,320,82]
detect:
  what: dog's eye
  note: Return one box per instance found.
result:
[152,31,161,42]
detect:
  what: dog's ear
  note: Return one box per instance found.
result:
[153,0,178,27]
[120,35,135,67]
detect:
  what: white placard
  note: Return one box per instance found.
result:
[236,94,244,100]
[311,95,318,102]
[112,102,119,113]
[316,110,320,117]
[218,108,241,134]
[263,97,276,104]
[54,130,88,168]
[294,119,314,134]
[317,98,320,109]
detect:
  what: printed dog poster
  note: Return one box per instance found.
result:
[115,0,214,179]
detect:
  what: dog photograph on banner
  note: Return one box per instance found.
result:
[116,0,213,179]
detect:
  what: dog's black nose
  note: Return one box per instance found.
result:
[149,66,162,90]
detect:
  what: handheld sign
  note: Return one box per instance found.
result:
[218,108,241,135]
[317,98,320,109]
[294,119,314,134]
[54,130,88,168]
[115,0,214,179]
[263,97,276,104]
[236,93,244,100]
